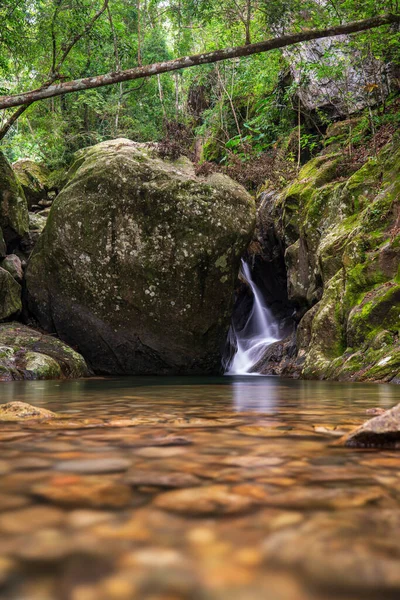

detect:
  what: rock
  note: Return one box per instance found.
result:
[285,37,389,117]
[0,267,21,321]
[25,139,255,375]
[0,322,90,381]
[33,475,133,508]
[0,151,29,248]
[339,403,400,448]
[1,254,23,282]
[12,159,51,210]
[0,230,5,259]
[53,458,131,474]
[0,505,65,534]
[126,471,202,488]
[153,485,256,515]
[0,401,58,421]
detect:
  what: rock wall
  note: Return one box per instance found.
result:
[258,133,400,383]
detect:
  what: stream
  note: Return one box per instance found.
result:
[1,375,400,599]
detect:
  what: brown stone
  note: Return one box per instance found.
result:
[0,401,58,421]
[33,476,133,508]
[126,470,202,488]
[153,485,256,516]
[339,403,400,448]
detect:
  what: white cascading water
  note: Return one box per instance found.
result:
[226,259,281,375]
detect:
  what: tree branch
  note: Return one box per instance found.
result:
[0,0,109,139]
[0,13,399,111]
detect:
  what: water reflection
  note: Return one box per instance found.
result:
[232,376,279,413]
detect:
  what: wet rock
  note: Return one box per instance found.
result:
[0,267,21,321]
[340,402,400,448]
[25,139,255,375]
[153,485,256,515]
[0,401,58,421]
[0,505,65,534]
[0,323,90,380]
[127,471,202,488]
[263,510,400,593]
[1,254,23,282]
[54,458,131,474]
[33,475,134,508]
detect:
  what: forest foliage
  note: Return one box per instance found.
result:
[0,0,399,184]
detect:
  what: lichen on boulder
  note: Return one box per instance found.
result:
[0,152,29,248]
[12,159,51,210]
[25,139,255,375]
[0,267,21,321]
[0,323,90,381]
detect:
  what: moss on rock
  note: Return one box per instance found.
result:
[0,152,29,248]
[0,323,90,381]
[0,267,21,320]
[12,159,51,209]
[262,133,400,383]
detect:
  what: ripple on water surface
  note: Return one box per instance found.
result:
[0,376,400,600]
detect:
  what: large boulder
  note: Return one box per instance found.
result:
[0,323,90,381]
[0,152,29,248]
[25,139,255,374]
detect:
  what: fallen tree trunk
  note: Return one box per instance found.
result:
[0,13,399,111]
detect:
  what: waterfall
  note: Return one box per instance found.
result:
[225,259,281,375]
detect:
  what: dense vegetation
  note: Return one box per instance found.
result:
[0,0,400,185]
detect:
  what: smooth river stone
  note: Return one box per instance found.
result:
[126,470,202,488]
[0,505,65,534]
[339,402,400,448]
[153,485,256,516]
[33,475,133,508]
[263,510,400,593]
[222,456,284,467]
[0,401,58,421]
[53,458,131,474]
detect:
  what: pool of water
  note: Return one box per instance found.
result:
[0,376,400,599]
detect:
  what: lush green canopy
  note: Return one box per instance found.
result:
[0,0,399,168]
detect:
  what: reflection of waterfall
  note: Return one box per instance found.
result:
[225,259,281,375]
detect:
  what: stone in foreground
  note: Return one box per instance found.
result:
[0,401,58,421]
[0,322,90,381]
[339,403,400,448]
[26,139,255,374]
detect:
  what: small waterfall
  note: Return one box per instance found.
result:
[225,259,281,375]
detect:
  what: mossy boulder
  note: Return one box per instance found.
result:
[0,267,21,321]
[12,159,51,209]
[25,139,255,375]
[0,323,90,381]
[0,152,29,248]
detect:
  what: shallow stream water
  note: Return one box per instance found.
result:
[1,375,400,600]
